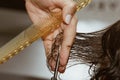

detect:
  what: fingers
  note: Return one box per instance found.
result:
[43,15,77,73]
[43,29,61,71]
[43,29,60,53]
[62,1,77,24]
[53,0,77,24]
[43,33,54,57]
[59,15,78,73]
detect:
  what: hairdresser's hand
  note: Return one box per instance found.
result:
[25,0,77,73]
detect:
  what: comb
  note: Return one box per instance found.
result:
[0,0,91,64]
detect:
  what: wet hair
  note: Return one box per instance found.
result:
[70,20,120,80]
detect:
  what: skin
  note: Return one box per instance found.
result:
[25,0,78,73]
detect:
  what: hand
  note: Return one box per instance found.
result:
[25,0,78,73]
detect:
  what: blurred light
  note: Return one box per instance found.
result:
[77,20,109,33]
[59,64,90,80]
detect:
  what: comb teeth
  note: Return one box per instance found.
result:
[74,0,92,11]
[0,41,31,64]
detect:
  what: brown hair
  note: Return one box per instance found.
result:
[48,20,120,80]
[69,20,120,80]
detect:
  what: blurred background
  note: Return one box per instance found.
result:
[0,0,120,80]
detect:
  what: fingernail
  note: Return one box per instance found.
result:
[65,14,72,24]
[59,67,65,73]
[51,66,55,71]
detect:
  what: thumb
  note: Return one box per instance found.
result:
[63,1,77,24]
[54,0,77,24]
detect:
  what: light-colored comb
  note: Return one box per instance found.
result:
[0,0,91,64]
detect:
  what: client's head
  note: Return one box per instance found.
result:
[70,20,120,80]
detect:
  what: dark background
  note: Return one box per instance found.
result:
[0,0,25,10]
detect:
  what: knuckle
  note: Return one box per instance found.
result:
[67,44,72,48]
[69,1,77,8]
